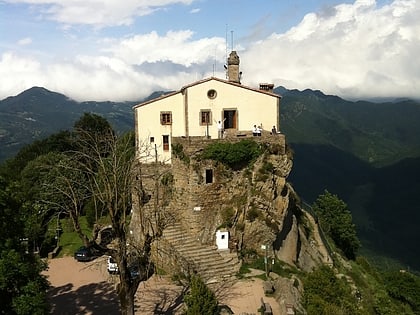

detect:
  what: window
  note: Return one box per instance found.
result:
[207,89,217,99]
[150,137,154,143]
[163,135,169,151]
[160,112,172,125]
[200,110,212,125]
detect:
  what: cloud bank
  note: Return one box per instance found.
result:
[243,0,420,100]
[1,0,419,101]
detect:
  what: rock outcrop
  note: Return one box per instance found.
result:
[130,132,331,280]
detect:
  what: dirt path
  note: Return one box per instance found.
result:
[45,256,119,314]
[45,256,283,314]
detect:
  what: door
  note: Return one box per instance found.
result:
[223,110,237,129]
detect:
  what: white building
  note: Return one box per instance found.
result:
[133,51,281,163]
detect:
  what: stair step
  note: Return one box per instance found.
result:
[162,227,239,282]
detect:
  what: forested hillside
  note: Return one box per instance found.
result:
[1,86,420,271]
[0,87,135,161]
[279,88,420,271]
[1,107,420,314]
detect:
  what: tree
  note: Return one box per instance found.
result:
[71,129,155,315]
[184,275,219,315]
[19,151,92,250]
[74,112,113,136]
[0,177,50,314]
[0,130,74,182]
[312,190,360,259]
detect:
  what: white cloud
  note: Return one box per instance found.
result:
[17,37,32,46]
[190,8,200,14]
[1,0,420,102]
[106,30,226,67]
[0,53,46,95]
[241,0,420,100]
[4,0,195,27]
[0,50,206,102]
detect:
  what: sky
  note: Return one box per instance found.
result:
[1,0,419,102]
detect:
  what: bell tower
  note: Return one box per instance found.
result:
[227,51,241,84]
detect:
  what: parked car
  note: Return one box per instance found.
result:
[74,246,97,262]
[107,256,119,274]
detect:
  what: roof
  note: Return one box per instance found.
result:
[133,76,281,109]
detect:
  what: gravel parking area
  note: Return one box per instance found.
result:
[45,257,281,314]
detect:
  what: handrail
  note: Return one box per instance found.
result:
[301,200,335,265]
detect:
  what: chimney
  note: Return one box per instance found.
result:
[259,83,274,93]
[227,51,241,84]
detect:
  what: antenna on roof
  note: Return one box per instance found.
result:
[225,24,228,79]
[213,46,216,76]
[231,30,234,51]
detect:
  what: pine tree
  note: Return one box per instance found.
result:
[184,275,218,315]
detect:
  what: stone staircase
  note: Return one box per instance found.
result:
[162,223,240,283]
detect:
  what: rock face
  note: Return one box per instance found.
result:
[130,132,331,280]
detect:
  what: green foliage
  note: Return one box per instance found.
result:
[313,190,360,259]
[184,275,218,315]
[255,160,274,182]
[303,265,358,315]
[221,207,235,228]
[201,140,263,170]
[0,130,74,182]
[372,289,404,315]
[73,112,114,139]
[84,199,97,228]
[172,143,190,164]
[0,177,50,314]
[161,172,174,186]
[57,216,90,257]
[383,271,420,313]
[247,205,260,222]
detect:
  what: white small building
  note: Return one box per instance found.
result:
[216,230,229,250]
[133,51,281,163]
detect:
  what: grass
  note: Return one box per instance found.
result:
[238,256,301,280]
[57,216,92,257]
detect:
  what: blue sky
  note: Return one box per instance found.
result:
[0,0,418,101]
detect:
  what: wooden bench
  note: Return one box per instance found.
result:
[263,281,274,295]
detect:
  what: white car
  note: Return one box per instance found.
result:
[107,256,119,274]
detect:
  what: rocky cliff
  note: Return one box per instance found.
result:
[130,133,331,278]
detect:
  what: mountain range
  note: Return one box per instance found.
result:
[1,86,419,271]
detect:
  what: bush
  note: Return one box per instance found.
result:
[383,270,420,313]
[247,206,260,222]
[184,275,218,315]
[256,161,274,182]
[201,140,262,170]
[172,143,190,164]
[221,207,235,228]
[302,265,358,315]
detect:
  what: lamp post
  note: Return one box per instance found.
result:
[55,210,63,248]
[261,244,269,277]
